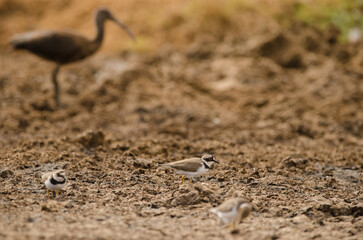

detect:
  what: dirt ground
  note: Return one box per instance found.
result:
[0,1,363,240]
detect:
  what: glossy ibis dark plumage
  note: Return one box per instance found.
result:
[10,8,135,107]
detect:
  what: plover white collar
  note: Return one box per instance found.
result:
[210,197,252,230]
[41,170,66,198]
[158,154,219,183]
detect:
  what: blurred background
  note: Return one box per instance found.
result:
[0,0,362,140]
[1,0,362,52]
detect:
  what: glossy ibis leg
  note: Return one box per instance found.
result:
[51,65,60,107]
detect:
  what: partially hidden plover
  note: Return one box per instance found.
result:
[158,154,219,183]
[41,170,66,198]
[210,197,252,230]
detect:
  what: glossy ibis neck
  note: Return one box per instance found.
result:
[94,17,106,44]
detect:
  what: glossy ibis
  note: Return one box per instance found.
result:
[10,8,135,107]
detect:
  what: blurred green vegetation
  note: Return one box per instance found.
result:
[294,0,363,42]
[156,0,362,43]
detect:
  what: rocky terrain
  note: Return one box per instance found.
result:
[0,1,362,239]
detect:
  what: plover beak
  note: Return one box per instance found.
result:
[213,159,219,164]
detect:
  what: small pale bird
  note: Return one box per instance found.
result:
[210,197,252,230]
[158,154,219,183]
[41,170,66,198]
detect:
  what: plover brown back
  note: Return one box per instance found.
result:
[158,154,219,183]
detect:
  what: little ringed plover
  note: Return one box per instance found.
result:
[41,170,66,198]
[210,197,252,230]
[158,154,219,183]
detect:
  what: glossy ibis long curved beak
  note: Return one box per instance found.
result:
[111,16,136,42]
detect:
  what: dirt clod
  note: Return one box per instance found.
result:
[77,130,105,149]
[0,169,13,178]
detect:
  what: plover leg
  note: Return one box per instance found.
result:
[182,175,185,184]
